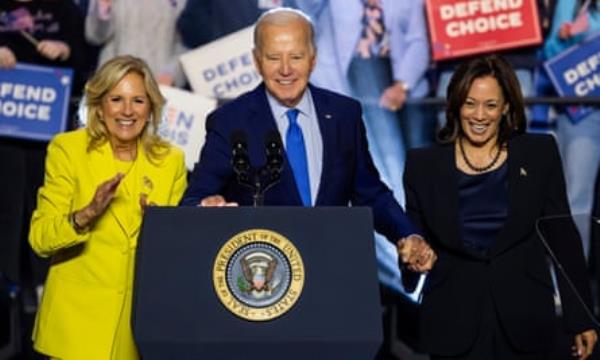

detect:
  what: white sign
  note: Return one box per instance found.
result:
[180,26,261,100]
[159,85,217,171]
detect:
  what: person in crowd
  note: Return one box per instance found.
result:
[0,0,85,313]
[85,0,187,86]
[292,0,433,205]
[403,54,597,359]
[435,0,557,129]
[177,0,289,50]
[180,8,435,272]
[29,55,187,359]
[590,165,600,314]
[543,0,600,258]
[0,0,85,74]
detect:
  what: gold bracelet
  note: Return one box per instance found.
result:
[69,211,90,234]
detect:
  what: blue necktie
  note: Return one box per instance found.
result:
[285,109,311,206]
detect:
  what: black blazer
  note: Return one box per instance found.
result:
[404,133,593,355]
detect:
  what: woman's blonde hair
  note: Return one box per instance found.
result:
[85,55,170,162]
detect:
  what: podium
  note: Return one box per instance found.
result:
[133,206,383,359]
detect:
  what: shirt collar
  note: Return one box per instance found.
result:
[265,87,313,120]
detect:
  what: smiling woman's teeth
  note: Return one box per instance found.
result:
[117,119,134,126]
[472,123,487,134]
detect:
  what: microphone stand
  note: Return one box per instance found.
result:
[254,132,284,206]
[252,171,265,207]
[230,130,283,207]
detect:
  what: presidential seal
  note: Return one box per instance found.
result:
[213,229,305,321]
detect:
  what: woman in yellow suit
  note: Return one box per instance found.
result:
[29,55,187,359]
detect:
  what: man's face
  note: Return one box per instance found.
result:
[253,20,316,108]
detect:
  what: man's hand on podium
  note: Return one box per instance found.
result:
[199,195,239,207]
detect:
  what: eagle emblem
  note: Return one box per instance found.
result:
[213,229,305,321]
[239,251,280,298]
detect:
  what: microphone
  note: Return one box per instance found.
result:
[228,129,283,207]
[230,130,251,186]
[264,130,284,184]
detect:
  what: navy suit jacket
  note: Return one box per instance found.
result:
[404,134,594,355]
[181,83,416,241]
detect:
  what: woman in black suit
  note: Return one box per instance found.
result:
[404,55,597,359]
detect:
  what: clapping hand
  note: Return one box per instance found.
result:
[73,173,124,228]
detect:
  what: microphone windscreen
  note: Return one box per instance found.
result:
[265,130,282,149]
[230,130,247,147]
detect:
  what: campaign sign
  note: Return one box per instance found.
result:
[180,26,261,100]
[0,63,72,141]
[544,33,600,123]
[158,85,217,171]
[425,0,542,60]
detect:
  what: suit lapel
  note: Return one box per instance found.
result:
[490,137,534,256]
[434,145,464,250]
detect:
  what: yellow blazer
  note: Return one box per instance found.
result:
[29,129,187,359]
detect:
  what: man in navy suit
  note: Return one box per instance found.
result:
[180,7,434,270]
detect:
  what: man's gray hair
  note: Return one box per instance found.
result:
[253,7,316,54]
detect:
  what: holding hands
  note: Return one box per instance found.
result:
[397,234,436,272]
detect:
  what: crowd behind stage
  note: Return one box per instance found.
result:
[1,0,600,359]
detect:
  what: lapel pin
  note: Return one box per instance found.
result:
[519,167,527,177]
[143,176,153,191]
[325,114,332,119]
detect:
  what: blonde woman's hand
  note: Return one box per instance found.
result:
[74,173,124,228]
[139,193,156,211]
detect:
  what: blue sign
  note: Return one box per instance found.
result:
[0,63,73,141]
[544,33,600,123]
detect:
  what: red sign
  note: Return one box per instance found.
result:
[425,0,542,60]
